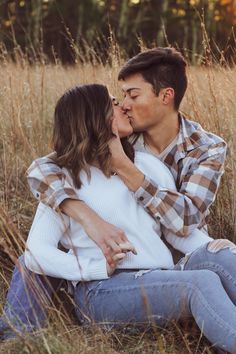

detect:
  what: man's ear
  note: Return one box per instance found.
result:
[161,88,175,105]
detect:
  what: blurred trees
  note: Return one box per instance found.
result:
[0,0,235,63]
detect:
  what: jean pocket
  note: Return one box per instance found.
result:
[75,280,104,324]
[175,252,193,270]
[76,279,104,298]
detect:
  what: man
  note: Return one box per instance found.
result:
[27,47,227,253]
[0,47,227,338]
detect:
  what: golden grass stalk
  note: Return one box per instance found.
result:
[0,38,235,353]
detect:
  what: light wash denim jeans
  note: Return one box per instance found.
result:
[74,240,236,353]
[1,239,236,353]
[0,255,61,338]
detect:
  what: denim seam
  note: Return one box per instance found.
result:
[189,284,236,337]
[187,262,236,287]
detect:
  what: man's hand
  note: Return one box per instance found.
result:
[82,213,137,267]
[60,199,137,267]
[106,241,136,275]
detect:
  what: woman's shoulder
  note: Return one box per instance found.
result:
[134,151,168,170]
[134,151,175,188]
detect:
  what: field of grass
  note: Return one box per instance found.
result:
[0,49,235,353]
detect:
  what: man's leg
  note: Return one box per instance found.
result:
[0,254,62,339]
[74,269,236,353]
[177,239,236,305]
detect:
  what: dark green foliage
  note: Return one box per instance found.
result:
[0,0,235,64]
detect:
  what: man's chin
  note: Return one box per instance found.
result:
[130,120,146,133]
[132,126,145,133]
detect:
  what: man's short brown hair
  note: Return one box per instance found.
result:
[118,47,187,110]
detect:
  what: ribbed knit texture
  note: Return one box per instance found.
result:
[25,152,211,282]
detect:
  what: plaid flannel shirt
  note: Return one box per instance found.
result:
[26,114,227,237]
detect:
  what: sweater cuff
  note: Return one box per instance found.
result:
[85,258,109,281]
[134,175,159,206]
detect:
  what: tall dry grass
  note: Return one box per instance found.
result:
[0,46,235,353]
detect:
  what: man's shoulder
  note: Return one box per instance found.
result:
[182,115,226,149]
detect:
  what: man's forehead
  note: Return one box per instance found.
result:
[120,75,150,92]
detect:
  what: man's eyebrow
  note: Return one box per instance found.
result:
[122,87,141,93]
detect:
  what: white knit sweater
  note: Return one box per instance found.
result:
[25,152,212,282]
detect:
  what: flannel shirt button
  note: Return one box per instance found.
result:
[139,196,144,201]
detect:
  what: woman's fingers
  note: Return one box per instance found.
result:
[111,118,119,136]
[106,239,123,254]
[119,241,137,255]
[106,253,126,276]
[106,238,137,256]
[112,253,126,262]
[107,244,137,276]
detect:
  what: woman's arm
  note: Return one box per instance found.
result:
[26,155,132,266]
[24,203,109,282]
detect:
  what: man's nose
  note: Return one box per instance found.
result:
[121,106,127,114]
[121,97,131,111]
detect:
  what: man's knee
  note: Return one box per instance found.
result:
[207,239,236,254]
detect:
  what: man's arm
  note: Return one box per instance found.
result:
[26,154,135,265]
[110,137,227,237]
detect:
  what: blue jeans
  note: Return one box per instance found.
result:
[74,240,236,353]
[1,240,236,352]
[0,255,61,338]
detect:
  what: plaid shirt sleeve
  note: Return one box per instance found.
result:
[134,141,227,237]
[26,153,80,210]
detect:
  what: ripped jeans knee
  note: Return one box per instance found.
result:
[175,238,236,272]
[207,239,236,254]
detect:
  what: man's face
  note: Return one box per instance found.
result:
[120,73,164,132]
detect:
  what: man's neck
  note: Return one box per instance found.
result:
[143,111,180,155]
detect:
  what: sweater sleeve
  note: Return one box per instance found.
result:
[24,203,108,281]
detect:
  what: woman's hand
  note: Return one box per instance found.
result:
[61,199,136,267]
[106,241,137,276]
[108,118,145,192]
[108,118,129,171]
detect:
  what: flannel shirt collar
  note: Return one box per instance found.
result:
[174,113,204,163]
[132,113,204,164]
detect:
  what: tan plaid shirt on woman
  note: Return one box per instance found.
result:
[27,114,227,238]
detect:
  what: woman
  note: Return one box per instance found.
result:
[25,84,236,353]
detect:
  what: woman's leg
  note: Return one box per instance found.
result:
[177,239,236,305]
[74,269,236,353]
[0,255,62,339]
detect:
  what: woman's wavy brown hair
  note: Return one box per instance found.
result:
[53,84,134,188]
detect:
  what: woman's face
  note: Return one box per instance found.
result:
[111,97,133,138]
